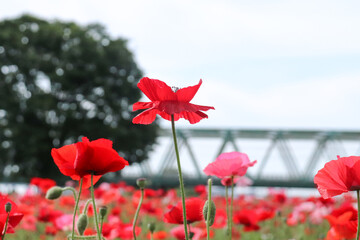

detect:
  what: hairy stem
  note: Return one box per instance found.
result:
[230,176,234,240]
[91,173,102,240]
[225,185,230,238]
[1,213,10,240]
[206,178,212,240]
[171,115,189,240]
[71,178,83,239]
[132,188,144,240]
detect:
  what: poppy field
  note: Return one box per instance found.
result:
[1,78,359,240]
[0,178,356,240]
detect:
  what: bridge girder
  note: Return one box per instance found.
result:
[132,128,360,188]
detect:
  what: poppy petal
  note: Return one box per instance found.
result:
[314,159,352,199]
[73,141,93,176]
[181,111,208,124]
[74,140,128,176]
[88,146,128,175]
[176,79,202,102]
[89,138,113,149]
[8,213,24,228]
[164,206,183,224]
[133,102,154,111]
[81,175,102,189]
[138,77,176,101]
[133,108,159,124]
[51,145,77,177]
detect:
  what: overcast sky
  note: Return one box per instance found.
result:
[1,0,360,130]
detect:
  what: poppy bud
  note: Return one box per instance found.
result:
[5,202,12,213]
[45,186,63,200]
[136,178,147,189]
[99,206,108,219]
[203,200,216,226]
[77,213,88,235]
[147,222,156,233]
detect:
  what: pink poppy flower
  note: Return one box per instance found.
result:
[203,152,257,178]
[170,225,203,240]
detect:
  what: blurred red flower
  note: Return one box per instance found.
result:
[194,185,207,197]
[147,230,168,239]
[30,177,56,194]
[203,152,256,179]
[164,198,204,224]
[51,137,128,189]
[233,209,260,231]
[326,211,357,239]
[170,225,204,240]
[314,155,360,199]
[132,77,214,124]
[0,197,24,235]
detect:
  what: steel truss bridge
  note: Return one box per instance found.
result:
[123,128,360,188]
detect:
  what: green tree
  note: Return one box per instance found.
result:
[0,15,158,183]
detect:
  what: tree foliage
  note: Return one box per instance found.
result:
[0,15,158,182]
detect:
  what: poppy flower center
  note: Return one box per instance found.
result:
[171,86,180,92]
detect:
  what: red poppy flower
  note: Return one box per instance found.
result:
[0,197,24,234]
[51,137,129,189]
[325,210,357,239]
[233,209,260,231]
[132,77,214,124]
[314,155,360,199]
[164,198,204,224]
[203,152,257,179]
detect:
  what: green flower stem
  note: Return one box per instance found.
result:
[83,199,92,214]
[206,178,212,240]
[100,218,104,236]
[225,185,230,238]
[71,178,83,239]
[62,187,77,199]
[90,173,102,240]
[150,233,153,240]
[171,115,189,240]
[230,176,234,240]
[1,213,10,240]
[357,190,360,240]
[132,188,144,240]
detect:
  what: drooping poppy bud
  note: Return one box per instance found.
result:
[46,186,63,200]
[77,213,88,235]
[203,200,216,226]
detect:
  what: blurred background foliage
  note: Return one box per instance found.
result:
[0,15,158,183]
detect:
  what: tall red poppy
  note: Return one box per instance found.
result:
[0,197,23,234]
[132,77,214,124]
[164,198,204,224]
[51,137,129,189]
[314,155,360,199]
[203,152,257,179]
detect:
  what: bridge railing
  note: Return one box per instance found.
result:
[122,128,360,188]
